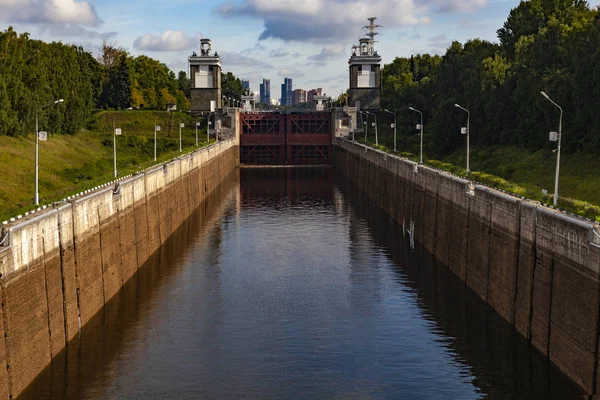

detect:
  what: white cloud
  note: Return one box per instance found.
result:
[278,67,305,77]
[217,0,486,41]
[38,23,116,39]
[270,48,289,57]
[133,30,199,52]
[307,44,346,66]
[0,0,101,26]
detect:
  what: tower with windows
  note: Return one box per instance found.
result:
[348,17,382,111]
[189,39,222,111]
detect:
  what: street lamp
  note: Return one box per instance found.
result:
[113,120,123,178]
[541,91,563,206]
[360,111,369,142]
[207,117,212,143]
[35,98,63,205]
[363,111,378,145]
[383,109,397,152]
[154,118,161,161]
[454,103,470,175]
[195,120,200,146]
[179,120,184,152]
[408,107,424,164]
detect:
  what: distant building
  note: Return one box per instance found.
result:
[188,38,222,111]
[259,79,271,105]
[307,88,322,103]
[292,89,306,105]
[270,98,280,106]
[280,77,293,106]
[242,79,250,93]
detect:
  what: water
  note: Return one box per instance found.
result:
[22,168,583,399]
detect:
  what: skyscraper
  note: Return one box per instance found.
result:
[280,78,292,106]
[242,79,250,93]
[259,79,271,105]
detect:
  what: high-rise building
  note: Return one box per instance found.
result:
[292,89,306,105]
[280,78,292,106]
[242,79,250,93]
[307,88,322,103]
[259,79,271,105]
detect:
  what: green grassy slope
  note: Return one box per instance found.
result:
[357,134,600,222]
[0,110,213,222]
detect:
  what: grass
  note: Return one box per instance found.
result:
[355,135,600,223]
[0,110,214,222]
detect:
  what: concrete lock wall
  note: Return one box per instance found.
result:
[333,138,600,394]
[0,138,239,398]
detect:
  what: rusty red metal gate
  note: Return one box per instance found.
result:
[240,112,332,165]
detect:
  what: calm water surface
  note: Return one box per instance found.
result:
[22,168,583,399]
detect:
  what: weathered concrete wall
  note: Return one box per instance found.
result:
[333,138,600,394]
[0,139,239,398]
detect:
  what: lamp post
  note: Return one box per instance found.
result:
[113,120,123,178]
[541,91,563,207]
[364,111,378,145]
[154,118,158,162]
[383,109,397,152]
[207,116,212,143]
[360,111,368,142]
[179,120,183,152]
[454,103,470,175]
[409,107,424,164]
[195,120,200,146]
[35,98,63,205]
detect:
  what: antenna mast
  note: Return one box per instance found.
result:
[363,17,381,56]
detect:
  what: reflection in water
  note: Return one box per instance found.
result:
[21,168,582,399]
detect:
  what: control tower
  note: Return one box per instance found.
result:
[189,39,222,112]
[348,17,382,111]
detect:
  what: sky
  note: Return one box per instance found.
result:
[1,0,599,97]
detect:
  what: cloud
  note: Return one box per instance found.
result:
[220,51,273,69]
[0,0,101,26]
[278,67,305,77]
[133,30,199,52]
[38,23,116,39]
[434,0,487,13]
[269,48,289,57]
[217,0,485,42]
[307,44,346,66]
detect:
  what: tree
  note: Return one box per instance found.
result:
[221,71,243,101]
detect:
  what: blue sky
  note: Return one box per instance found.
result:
[2,0,598,97]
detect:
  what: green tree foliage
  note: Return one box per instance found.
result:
[382,0,600,157]
[221,71,243,102]
[0,28,98,135]
[0,28,219,136]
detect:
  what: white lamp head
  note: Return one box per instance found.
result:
[540,91,549,100]
[56,99,64,104]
